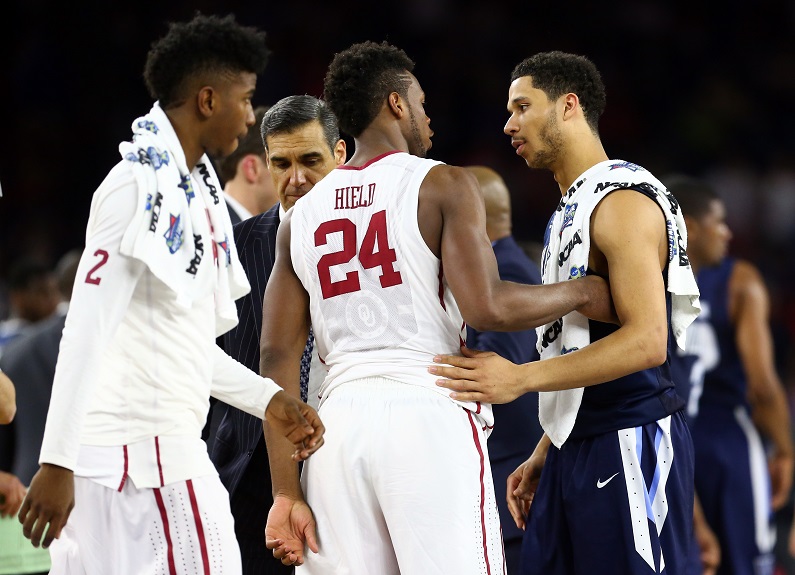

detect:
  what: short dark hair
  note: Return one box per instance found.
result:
[260,95,340,153]
[323,41,415,138]
[511,51,606,132]
[216,106,269,183]
[143,12,270,108]
[663,174,721,220]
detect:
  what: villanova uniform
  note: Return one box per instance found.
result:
[522,305,695,575]
[690,258,776,575]
[524,161,697,575]
[289,151,504,575]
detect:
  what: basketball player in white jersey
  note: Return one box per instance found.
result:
[259,41,613,574]
[17,14,324,574]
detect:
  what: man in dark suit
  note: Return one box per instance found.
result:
[464,166,544,575]
[212,95,346,574]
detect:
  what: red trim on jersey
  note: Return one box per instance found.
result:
[466,409,493,575]
[155,436,164,487]
[186,480,211,575]
[318,353,326,365]
[337,150,401,171]
[117,445,129,492]
[475,401,482,414]
[437,263,446,310]
[154,489,177,575]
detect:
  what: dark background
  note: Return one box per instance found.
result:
[3,1,795,567]
[2,0,794,345]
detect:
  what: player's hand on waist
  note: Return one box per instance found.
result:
[431,345,527,403]
[266,390,325,460]
[18,463,75,548]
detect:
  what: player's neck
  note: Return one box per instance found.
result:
[553,138,609,194]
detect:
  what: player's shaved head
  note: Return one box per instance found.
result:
[466,165,512,241]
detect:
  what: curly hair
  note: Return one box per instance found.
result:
[323,41,415,138]
[511,51,606,133]
[144,12,270,109]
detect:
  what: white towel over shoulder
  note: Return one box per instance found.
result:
[118,102,250,336]
[537,159,700,448]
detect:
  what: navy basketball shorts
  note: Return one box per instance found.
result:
[692,404,776,575]
[520,411,694,575]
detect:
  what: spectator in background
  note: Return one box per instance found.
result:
[217,105,279,224]
[464,165,543,574]
[0,259,59,358]
[669,174,793,575]
[0,249,81,486]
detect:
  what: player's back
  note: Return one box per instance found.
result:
[290,151,470,408]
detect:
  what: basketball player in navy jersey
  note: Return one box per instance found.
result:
[434,51,700,574]
[668,175,793,575]
[257,42,614,573]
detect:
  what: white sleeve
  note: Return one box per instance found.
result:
[210,345,282,419]
[39,168,146,470]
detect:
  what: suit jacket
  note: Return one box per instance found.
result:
[0,312,66,485]
[212,203,310,575]
[466,235,543,546]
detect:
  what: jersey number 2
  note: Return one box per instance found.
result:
[85,249,109,285]
[315,210,402,299]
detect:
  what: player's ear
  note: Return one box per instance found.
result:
[387,92,404,119]
[334,140,347,165]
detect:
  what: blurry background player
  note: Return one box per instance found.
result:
[0,258,60,359]
[668,174,793,575]
[464,164,543,574]
[212,94,345,575]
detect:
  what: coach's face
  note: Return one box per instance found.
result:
[265,120,346,210]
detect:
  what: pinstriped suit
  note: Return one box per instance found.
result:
[212,203,311,575]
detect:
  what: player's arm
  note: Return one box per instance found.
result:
[260,213,320,564]
[210,348,322,460]
[19,171,146,548]
[0,369,15,424]
[426,166,614,331]
[731,260,794,509]
[433,190,669,402]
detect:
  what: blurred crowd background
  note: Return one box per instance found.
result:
[2,0,795,566]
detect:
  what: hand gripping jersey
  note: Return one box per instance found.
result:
[290,151,491,424]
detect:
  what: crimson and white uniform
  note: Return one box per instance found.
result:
[290,151,503,574]
[39,106,281,575]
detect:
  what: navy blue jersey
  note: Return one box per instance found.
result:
[697,258,749,411]
[570,294,684,440]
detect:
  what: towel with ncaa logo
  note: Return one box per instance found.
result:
[118,102,250,336]
[537,159,700,448]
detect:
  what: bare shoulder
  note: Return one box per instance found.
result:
[729,259,768,302]
[421,164,482,206]
[591,189,666,245]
